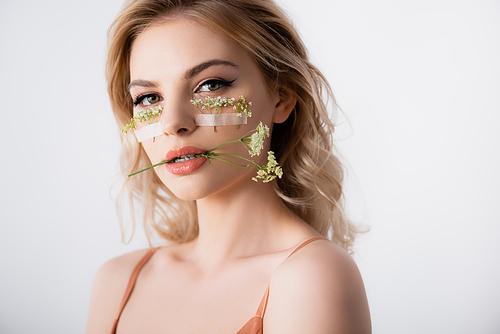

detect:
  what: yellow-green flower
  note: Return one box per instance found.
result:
[122,106,162,134]
[252,151,283,183]
[190,96,236,114]
[246,122,269,157]
[234,95,252,117]
[127,121,283,183]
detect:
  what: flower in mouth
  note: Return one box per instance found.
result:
[122,96,276,181]
[127,121,283,183]
[170,154,199,163]
[252,151,283,183]
[246,122,269,157]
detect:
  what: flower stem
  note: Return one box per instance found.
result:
[212,153,261,168]
[205,138,243,153]
[210,157,259,169]
[127,152,207,177]
[128,160,169,177]
[126,122,274,179]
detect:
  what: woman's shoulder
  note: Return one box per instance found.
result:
[97,247,155,283]
[86,248,155,333]
[272,238,361,294]
[266,238,372,333]
[92,247,155,297]
[275,237,357,279]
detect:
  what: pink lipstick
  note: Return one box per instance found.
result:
[164,146,207,175]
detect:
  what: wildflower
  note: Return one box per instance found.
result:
[191,96,244,131]
[191,96,236,114]
[233,95,252,117]
[127,121,283,183]
[246,122,269,157]
[252,151,283,183]
[122,106,163,134]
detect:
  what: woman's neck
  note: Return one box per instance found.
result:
[189,180,292,269]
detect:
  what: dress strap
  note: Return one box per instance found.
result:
[253,236,328,317]
[111,248,158,334]
[255,285,270,318]
[285,236,328,260]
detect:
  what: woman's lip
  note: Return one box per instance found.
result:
[164,156,207,175]
[164,146,207,162]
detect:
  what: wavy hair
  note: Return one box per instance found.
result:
[106,0,360,251]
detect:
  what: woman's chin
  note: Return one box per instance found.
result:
[157,166,256,202]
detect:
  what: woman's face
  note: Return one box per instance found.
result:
[129,16,280,200]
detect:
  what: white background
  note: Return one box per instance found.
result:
[0,0,499,333]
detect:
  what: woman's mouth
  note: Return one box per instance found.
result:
[169,154,199,163]
[164,146,208,175]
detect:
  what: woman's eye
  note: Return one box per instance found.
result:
[196,79,235,93]
[145,94,160,105]
[133,93,161,106]
[205,82,221,91]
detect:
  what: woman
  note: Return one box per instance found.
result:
[87,0,371,333]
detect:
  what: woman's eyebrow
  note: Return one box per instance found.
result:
[185,59,238,79]
[127,79,158,92]
[127,60,237,91]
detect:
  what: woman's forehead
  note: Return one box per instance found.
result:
[129,17,247,80]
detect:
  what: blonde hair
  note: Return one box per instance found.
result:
[107,0,360,251]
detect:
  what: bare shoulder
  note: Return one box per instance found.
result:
[265,239,371,334]
[86,248,153,334]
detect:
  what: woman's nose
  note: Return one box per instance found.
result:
[160,100,196,136]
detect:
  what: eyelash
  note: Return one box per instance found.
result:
[132,93,161,107]
[195,78,236,93]
[131,78,236,107]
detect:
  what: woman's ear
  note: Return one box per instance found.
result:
[272,88,297,124]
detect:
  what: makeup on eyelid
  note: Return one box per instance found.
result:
[130,78,236,113]
[124,94,252,143]
[195,78,236,93]
[133,93,162,107]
